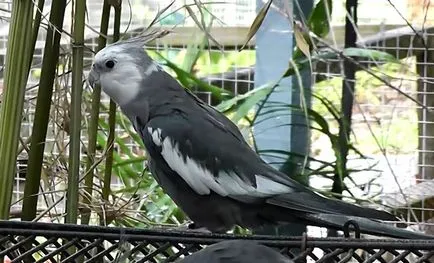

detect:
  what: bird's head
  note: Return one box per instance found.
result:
[88,30,169,106]
[87,42,157,106]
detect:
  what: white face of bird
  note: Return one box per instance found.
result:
[87,43,159,106]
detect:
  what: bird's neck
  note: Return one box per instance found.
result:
[120,70,196,127]
[120,86,189,125]
[147,89,189,116]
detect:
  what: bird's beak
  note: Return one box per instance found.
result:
[87,66,99,88]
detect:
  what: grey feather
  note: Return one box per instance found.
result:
[178,240,292,263]
[302,214,433,239]
[113,28,170,48]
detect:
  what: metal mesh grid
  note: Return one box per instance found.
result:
[312,25,434,235]
[333,0,409,25]
[0,220,432,263]
[364,28,433,234]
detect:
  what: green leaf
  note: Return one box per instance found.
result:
[96,132,139,181]
[292,0,332,60]
[215,84,274,113]
[209,51,223,65]
[308,0,333,38]
[343,47,400,63]
[292,106,331,135]
[239,0,273,51]
[231,86,275,123]
[285,51,337,77]
[113,157,146,168]
[182,45,201,73]
[158,54,233,101]
[312,93,341,122]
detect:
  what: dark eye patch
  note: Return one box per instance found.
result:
[105,60,115,68]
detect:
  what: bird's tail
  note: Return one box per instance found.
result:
[266,193,433,239]
[301,213,434,239]
[267,191,398,221]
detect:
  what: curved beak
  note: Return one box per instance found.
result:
[87,67,99,88]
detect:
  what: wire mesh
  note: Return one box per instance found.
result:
[311,15,434,236]
[0,220,432,263]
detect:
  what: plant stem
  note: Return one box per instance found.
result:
[0,0,35,219]
[21,0,67,222]
[334,0,358,196]
[101,6,121,226]
[81,0,111,225]
[65,0,86,225]
[28,0,45,72]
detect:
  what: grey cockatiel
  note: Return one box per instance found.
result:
[88,31,432,239]
[177,240,292,263]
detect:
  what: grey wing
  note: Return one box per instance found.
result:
[183,88,247,143]
[141,110,297,201]
[141,108,400,222]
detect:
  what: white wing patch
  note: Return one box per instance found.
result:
[147,128,292,197]
[255,175,292,195]
[160,135,225,195]
[147,127,162,146]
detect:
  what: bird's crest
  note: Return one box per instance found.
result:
[111,29,171,48]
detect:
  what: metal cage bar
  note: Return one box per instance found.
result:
[0,221,432,263]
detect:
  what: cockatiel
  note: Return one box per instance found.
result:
[87,31,432,239]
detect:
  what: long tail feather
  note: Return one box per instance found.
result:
[303,214,434,239]
[268,192,398,221]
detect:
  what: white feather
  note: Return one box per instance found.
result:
[152,132,292,197]
[215,173,290,197]
[150,128,162,146]
[99,62,143,106]
[255,175,291,195]
[160,136,217,195]
[216,171,253,196]
[93,44,156,106]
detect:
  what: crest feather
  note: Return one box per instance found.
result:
[111,29,171,48]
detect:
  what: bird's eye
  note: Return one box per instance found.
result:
[105,60,115,68]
